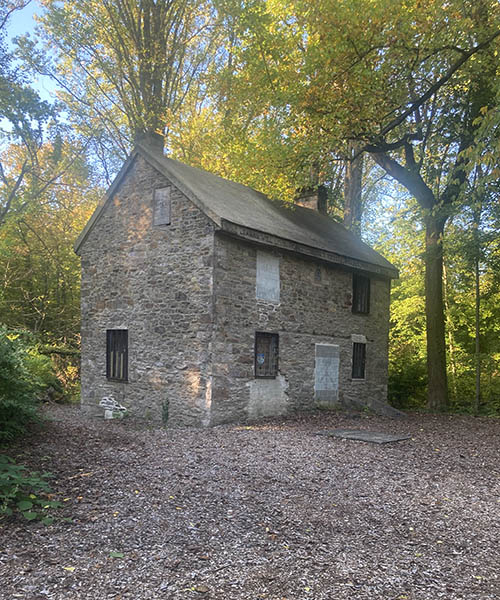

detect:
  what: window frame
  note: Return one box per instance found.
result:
[106,329,128,382]
[352,274,370,314]
[254,331,279,378]
[351,342,366,380]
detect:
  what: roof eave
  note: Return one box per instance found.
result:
[74,150,140,255]
[219,219,399,279]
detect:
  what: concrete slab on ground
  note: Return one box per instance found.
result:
[318,429,411,444]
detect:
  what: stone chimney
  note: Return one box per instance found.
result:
[134,130,165,155]
[295,185,328,215]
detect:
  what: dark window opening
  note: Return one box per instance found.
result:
[255,332,279,378]
[352,342,366,379]
[352,274,370,314]
[106,329,128,381]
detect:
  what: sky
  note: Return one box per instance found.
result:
[6,0,56,103]
[7,1,39,40]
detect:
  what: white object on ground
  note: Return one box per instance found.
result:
[99,396,127,419]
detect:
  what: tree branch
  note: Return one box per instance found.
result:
[378,30,500,139]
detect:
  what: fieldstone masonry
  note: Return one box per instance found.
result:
[209,234,390,424]
[79,155,215,426]
[77,147,396,427]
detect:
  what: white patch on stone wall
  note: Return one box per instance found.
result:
[246,374,289,419]
[351,333,367,343]
[314,343,340,405]
[256,251,280,303]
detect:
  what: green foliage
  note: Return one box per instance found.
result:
[388,351,427,410]
[0,140,99,341]
[0,454,60,523]
[25,350,62,394]
[1,0,498,418]
[0,327,42,441]
[372,171,500,415]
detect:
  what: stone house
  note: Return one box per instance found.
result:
[75,143,398,426]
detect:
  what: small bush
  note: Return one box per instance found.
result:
[0,328,42,441]
[388,354,427,410]
[0,454,60,523]
[25,350,64,400]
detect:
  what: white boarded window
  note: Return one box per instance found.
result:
[256,251,280,303]
[153,187,171,226]
[315,344,340,403]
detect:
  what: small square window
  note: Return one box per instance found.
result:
[352,274,370,314]
[255,332,279,378]
[352,342,366,379]
[106,329,128,381]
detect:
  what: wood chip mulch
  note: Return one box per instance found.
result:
[0,406,499,600]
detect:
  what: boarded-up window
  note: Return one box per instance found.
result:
[255,332,279,378]
[352,274,370,314]
[256,251,280,303]
[315,344,340,403]
[106,330,128,381]
[352,342,366,379]
[153,187,171,226]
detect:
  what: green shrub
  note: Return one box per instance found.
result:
[0,454,60,523]
[388,353,427,410]
[0,328,42,441]
[25,350,64,398]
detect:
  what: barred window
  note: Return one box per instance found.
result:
[352,342,366,379]
[255,332,279,378]
[106,330,128,381]
[352,274,370,314]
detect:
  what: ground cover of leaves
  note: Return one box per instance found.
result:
[0,406,498,600]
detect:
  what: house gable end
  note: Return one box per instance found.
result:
[74,147,221,255]
[74,152,138,255]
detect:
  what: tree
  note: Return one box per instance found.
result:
[211,0,500,410]
[25,0,223,158]
[0,1,57,226]
[0,139,98,342]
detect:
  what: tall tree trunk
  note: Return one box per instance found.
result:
[424,215,448,411]
[443,262,458,401]
[370,150,450,411]
[343,141,363,235]
[474,251,481,414]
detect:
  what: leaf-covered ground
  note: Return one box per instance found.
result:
[1,406,499,599]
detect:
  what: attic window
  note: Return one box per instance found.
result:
[106,329,128,381]
[255,332,279,378]
[153,187,171,226]
[352,274,370,314]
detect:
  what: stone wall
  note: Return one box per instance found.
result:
[79,153,392,427]
[209,233,391,425]
[79,155,215,426]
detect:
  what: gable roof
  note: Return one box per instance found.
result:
[75,144,398,279]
